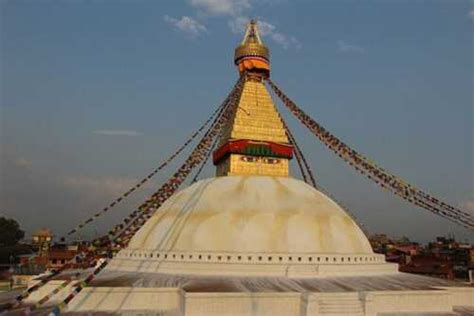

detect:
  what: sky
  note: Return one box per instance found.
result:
[1,0,473,244]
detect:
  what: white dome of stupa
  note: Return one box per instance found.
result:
[127,176,372,254]
[108,176,393,277]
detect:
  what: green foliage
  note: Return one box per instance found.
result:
[0,217,25,247]
[0,244,33,264]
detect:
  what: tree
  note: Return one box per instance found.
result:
[0,217,25,246]
[397,236,412,245]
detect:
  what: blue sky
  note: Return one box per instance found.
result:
[1,0,473,243]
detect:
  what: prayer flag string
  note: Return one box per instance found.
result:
[267,78,474,231]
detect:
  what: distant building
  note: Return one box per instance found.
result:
[18,238,91,272]
[386,244,420,265]
[31,228,53,257]
[400,255,455,280]
[370,233,473,281]
[31,228,53,245]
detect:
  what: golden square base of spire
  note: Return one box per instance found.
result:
[214,78,292,177]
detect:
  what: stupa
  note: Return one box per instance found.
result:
[23,20,474,316]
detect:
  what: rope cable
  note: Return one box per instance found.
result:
[42,76,245,314]
[266,78,474,231]
[191,136,219,183]
[279,110,369,235]
[104,76,245,246]
[64,100,225,238]
[1,76,246,314]
[282,118,317,188]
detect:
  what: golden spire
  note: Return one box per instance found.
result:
[234,20,270,77]
[212,20,293,177]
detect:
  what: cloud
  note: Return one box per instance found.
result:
[469,10,474,21]
[190,0,250,16]
[164,1,299,49]
[163,15,207,37]
[337,40,365,54]
[270,32,290,49]
[93,130,142,137]
[61,176,153,199]
[0,152,157,238]
[290,37,302,50]
[268,31,301,50]
[228,16,249,34]
[258,20,276,36]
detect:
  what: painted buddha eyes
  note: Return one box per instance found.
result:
[240,155,280,164]
[241,156,257,163]
[263,158,280,164]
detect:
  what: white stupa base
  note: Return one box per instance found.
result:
[20,280,474,316]
[108,250,397,277]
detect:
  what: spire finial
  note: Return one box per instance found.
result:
[234,19,270,76]
[241,19,262,45]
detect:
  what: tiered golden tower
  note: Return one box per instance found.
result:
[213,20,293,177]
